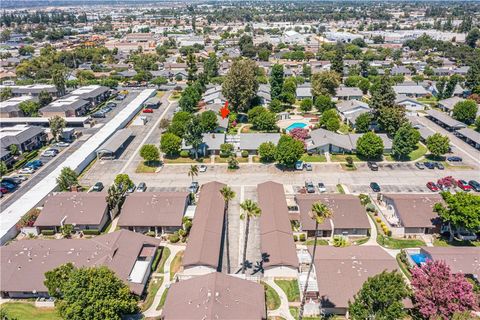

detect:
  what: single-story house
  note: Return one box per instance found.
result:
[34,192,110,233]
[0,230,159,298]
[419,247,480,280]
[0,95,34,118]
[306,128,392,154]
[182,182,226,276]
[380,194,442,235]
[296,84,313,99]
[40,95,91,117]
[336,100,371,126]
[239,133,281,154]
[118,192,190,236]
[294,194,370,237]
[258,182,299,278]
[437,97,464,115]
[335,86,363,100]
[257,84,271,105]
[161,272,267,320]
[202,85,226,105]
[391,65,412,76]
[182,133,226,156]
[393,85,429,98]
[303,246,400,316]
[395,95,425,115]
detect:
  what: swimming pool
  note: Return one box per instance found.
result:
[286,122,307,132]
[410,253,428,265]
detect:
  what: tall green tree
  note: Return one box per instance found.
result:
[369,76,396,110]
[199,110,218,132]
[139,144,160,165]
[160,133,182,156]
[426,133,450,158]
[270,64,284,101]
[434,192,480,241]
[56,167,78,191]
[49,115,66,142]
[52,69,66,96]
[466,27,480,48]
[258,142,276,162]
[392,123,420,160]
[239,200,261,274]
[330,43,344,75]
[465,58,480,91]
[452,100,478,124]
[0,87,12,101]
[187,164,198,182]
[222,59,258,112]
[184,116,203,159]
[179,84,201,113]
[355,113,372,133]
[204,52,219,80]
[377,106,406,136]
[274,135,305,167]
[44,264,138,320]
[311,70,341,97]
[38,90,53,107]
[220,186,236,273]
[356,132,384,160]
[186,52,197,84]
[298,202,333,320]
[19,100,40,117]
[348,271,410,320]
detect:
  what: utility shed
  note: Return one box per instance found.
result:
[96,128,133,159]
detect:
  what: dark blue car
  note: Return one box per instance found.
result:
[1,181,16,191]
[26,159,43,169]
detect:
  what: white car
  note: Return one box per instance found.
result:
[199,165,207,172]
[54,142,70,147]
[41,150,57,157]
[18,167,35,174]
[317,182,327,193]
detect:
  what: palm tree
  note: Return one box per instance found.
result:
[299,201,333,320]
[187,164,198,182]
[220,186,236,273]
[239,199,262,274]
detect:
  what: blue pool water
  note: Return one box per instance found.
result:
[410,253,428,265]
[286,122,307,132]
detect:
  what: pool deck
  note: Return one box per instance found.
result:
[277,116,313,131]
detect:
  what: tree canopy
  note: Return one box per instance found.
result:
[222,58,259,112]
[356,132,384,160]
[274,135,304,167]
[434,191,480,233]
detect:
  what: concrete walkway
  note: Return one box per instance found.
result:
[362,213,379,246]
[265,279,295,320]
[143,244,184,318]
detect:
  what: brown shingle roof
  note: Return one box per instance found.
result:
[161,272,266,320]
[383,194,442,229]
[310,246,400,309]
[421,246,480,279]
[34,192,108,227]
[118,192,189,227]
[296,194,370,231]
[0,230,160,295]
[183,181,226,270]
[258,182,298,269]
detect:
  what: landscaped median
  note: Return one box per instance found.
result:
[169,251,184,281]
[141,276,163,312]
[261,281,281,310]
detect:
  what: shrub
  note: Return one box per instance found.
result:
[375,217,382,223]
[293,235,298,241]
[241,150,249,158]
[145,231,155,237]
[41,229,55,236]
[169,233,180,243]
[179,150,189,158]
[299,233,306,241]
[333,236,348,247]
[83,229,100,235]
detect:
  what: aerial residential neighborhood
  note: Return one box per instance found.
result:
[0,1,479,319]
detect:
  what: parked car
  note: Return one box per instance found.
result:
[106,102,117,108]
[457,180,472,191]
[54,141,70,147]
[188,181,199,193]
[92,182,104,192]
[424,161,435,169]
[143,108,154,113]
[305,181,315,193]
[1,181,16,191]
[367,161,379,171]
[11,175,28,182]
[434,162,445,170]
[0,187,8,194]
[295,161,304,171]
[116,94,126,101]
[455,229,478,241]
[26,159,43,168]
[41,149,57,157]
[127,184,136,193]
[136,182,147,192]
[92,112,106,118]
[447,156,462,162]
[468,180,480,192]
[317,182,326,193]
[304,163,312,171]
[370,182,381,192]
[18,167,35,174]
[1,177,20,186]
[415,162,425,170]
[426,182,439,192]
[199,165,207,172]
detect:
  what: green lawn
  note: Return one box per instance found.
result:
[0,303,61,320]
[136,161,162,173]
[377,234,425,249]
[338,122,353,134]
[289,307,324,320]
[141,276,163,311]
[215,156,249,163]
[156,246,171,273]
[433,238,480,247]
[340,163,357,171]
[304,239,329,246]
[275,280,300,302]
[336,184,345,194]
[163,157,205,164]
[301,154,327,162]
[170,251,183,280]
[330,154,362,162]
[156,287,169,310]
[261,281,281,310]
[384,143,427,162]
[352,237,370,246]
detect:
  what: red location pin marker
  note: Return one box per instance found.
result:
[220,101,230,119]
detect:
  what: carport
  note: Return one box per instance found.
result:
[96,128,133,159]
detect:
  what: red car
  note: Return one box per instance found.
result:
[457,180,472,191]
[0,187,8,194]
[143,108,153,113]
[426,182,439,192]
